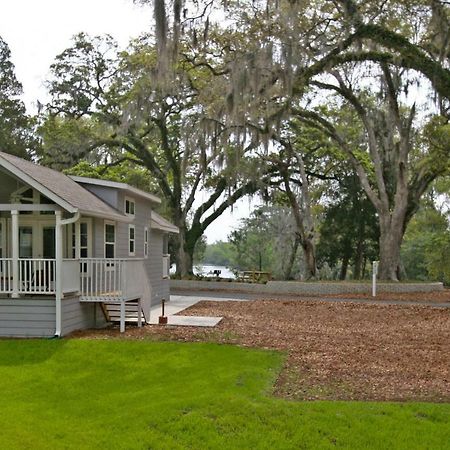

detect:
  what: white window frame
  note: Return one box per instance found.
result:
[144,227,149,259]
[128,224,136,256]
[124,197,135,217]
[104,221,116,259]
[70,219,93,258]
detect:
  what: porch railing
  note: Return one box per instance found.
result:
[0,257,146,300]
[80,258,124,301]
[19,259,56,294]
[80,258,145,302]
[0,258,13,294]
[0,258,56,295]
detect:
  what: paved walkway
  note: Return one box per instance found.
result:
[148,295,228,327]
[171,289,450,308]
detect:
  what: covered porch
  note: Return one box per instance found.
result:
[0,205,145,333]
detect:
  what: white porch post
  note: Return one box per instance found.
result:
[120,301,125,333]
[75,221,81,259]
[55,211,63,336]
[11,210,19,298]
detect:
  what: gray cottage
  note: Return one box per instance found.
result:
[0,151,178,337]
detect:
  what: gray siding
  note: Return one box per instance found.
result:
[0,297,108,338]
[89,191,170,313]
[147,230,170,305]
[0,298,56,337]
[61,297,107,335]
[78,184,119,209]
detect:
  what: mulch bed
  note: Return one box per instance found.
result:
[73,299,450,402]
[321,290,450,303]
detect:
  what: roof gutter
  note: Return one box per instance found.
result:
[54,211,80,338]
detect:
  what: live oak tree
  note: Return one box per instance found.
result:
[0,36,36,158]
[200,0,450,280]
[40,33,270,276]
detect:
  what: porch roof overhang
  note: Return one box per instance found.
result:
[0,152,130,223]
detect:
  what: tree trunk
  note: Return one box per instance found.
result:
[353,236,364,280]
[378,213,406,281]
[301,238,317,280]
[339,254,349,280]
[284,235,300,280]
[174,225,199,277]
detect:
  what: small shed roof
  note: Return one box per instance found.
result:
[69,176,161,204]
[151,212,179,234]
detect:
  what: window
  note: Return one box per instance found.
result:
[71,221,92,272]
[104,222,116,258]
[144,227,148,258]
[125,197,135,216]
[71,221,91,259]
[129,225,135,256]
[19,227,33,258]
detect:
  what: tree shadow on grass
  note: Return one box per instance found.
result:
[0,339,67,366]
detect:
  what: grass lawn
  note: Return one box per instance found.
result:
[0,340,449,449]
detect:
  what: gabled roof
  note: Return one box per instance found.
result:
[151,212,179,234]
[0,151,129,222]
[69,176,161,204]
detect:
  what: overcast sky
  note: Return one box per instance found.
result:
[0,0,251,243]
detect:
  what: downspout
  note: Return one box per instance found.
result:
[54,211,80,338]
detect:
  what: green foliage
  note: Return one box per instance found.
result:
[0,340,449,449]
[317,175,379,280]
[64,159,159,193]
[402,206,450,285]
[202,241,236,266]
[193,235,207,264]
[0,36,37,158]
[229,206,301,279]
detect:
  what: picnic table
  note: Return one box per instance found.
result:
[239,270,272,283]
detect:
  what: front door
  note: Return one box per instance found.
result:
[16,221,56,259]
[42,227,56,259]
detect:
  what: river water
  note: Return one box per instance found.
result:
[170,264,236,279]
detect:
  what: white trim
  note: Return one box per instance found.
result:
[78,208,131,223]
[0,204,61,212]
[71,218,93,260]
[104,221,116,259]
[144,227,149,259]
[124,196,136,217]
[128,224,136,256]
[0,218,5,260]
[70,176,161,204]
[0,154,78,213]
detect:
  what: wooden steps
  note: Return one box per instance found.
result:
[101,301,146,324]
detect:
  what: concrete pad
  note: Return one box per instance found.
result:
[148,295,224,326]
[165,315,223,327]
